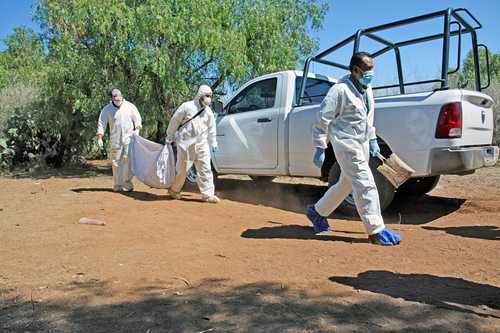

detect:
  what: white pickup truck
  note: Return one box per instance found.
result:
[206,8,500,214]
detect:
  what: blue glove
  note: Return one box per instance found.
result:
[369,139,380,157]
[313,147,325,168]
[371,227,401,245]
[211,145,219,153]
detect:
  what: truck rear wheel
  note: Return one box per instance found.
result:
[397,176,440,197]
[327,159,395,216]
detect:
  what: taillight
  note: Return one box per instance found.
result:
[435,102,462,138]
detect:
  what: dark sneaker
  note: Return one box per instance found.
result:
[306,204,331,233]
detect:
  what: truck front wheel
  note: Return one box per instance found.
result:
[249,176,275,183]
[327,159,396,216]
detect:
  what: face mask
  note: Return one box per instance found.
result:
[203,96,212,106]
[360,70,374,86]
[112,99,122,108]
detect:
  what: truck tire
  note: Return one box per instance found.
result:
[185,165,219,185]
[397,176,440,197]
[327,159,395,216]
[249,176,275,183]
[186,165,198,185]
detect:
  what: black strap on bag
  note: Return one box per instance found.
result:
[178,107,205,130]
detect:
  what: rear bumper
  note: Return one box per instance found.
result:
[429,145,499,175]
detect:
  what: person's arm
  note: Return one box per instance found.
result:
[131,104,142,134]
[312,86,342,149]
[96,107,108,139]
[206,108,217,149]
[366,87,377,141]
[165,104,186,143]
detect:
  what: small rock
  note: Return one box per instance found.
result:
[79,217,105,226]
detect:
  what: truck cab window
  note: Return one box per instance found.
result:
[295,77,333,105]
[228,78,277,114]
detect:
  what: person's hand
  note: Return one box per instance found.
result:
[313,147,325,168]
[369,139,380,157]
[165,137,173,145]
[211,144,219,153]
[97,137,103,149]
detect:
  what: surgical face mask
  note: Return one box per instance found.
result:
[360,70,374,86]
[112,93,123,107]
[112,99,122,108]
[203,96,212,106]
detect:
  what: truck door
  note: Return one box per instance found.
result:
[214,77,279,170]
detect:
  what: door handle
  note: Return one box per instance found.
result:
[257,117,272,123]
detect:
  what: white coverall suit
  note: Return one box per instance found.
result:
[97,100,142,191]
[166,89,217,197]
[312,75,385,235]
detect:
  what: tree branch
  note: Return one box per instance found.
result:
[191,57,214,75]
[211,74,225,91]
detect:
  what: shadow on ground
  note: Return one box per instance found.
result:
[1,276,498,332]
[384,194,466,225]
[215,178,326,215]
[214,178,466,225]
[71,188,210,203]
[241,224,367,243]
[7,162,112,180]
[58,168,467,225]
[422,225,500,241]
[331,270,500,318]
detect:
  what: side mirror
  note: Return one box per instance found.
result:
[212,100,224,115]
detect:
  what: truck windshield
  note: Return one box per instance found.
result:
[295,77,333,105]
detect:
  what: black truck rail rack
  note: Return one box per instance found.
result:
[298,8,491,105]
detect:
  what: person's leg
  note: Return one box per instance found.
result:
[336,140,385,235]
[193,142,218,202]
[307,144,353,233]
[111,146,123,191]
[121,143,134,191]
[169,145,193,198]
[314,173,352,217]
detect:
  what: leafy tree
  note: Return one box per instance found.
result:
[456,49,500,145]
[0,27,45,89]
[35,0,328,164]
[459,49,500,87]
[1,0,329,169]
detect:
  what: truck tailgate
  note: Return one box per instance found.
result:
[458,90,495,146]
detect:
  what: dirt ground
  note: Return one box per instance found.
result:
[1,161,499,333]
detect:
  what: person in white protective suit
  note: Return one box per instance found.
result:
[165,85,220,203]
[306,52,401,245]
[97,88,142,192]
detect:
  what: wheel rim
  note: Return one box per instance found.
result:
[344,193,355,205]
[186,166,197,183]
